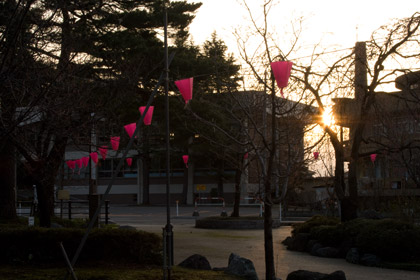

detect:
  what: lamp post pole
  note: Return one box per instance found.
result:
[163,1,173,279]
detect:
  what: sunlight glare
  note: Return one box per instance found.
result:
[322,106,335,126]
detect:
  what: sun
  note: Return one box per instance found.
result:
[322,106,335,126]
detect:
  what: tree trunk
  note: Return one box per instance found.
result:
[264,180,275,280]
[0,141,17,220]
[182,164,188,205]
[231,168,242,217]
[217,159,224,197]
[27,136,67,227]
[142,129,150,205]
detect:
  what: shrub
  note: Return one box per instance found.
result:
[310,225,344,247]
[355,219,420,261]
[291,215,339,236]
[0,227,162,265]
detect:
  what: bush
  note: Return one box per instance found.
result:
[355,219,420,261]
[310,225,344,247]
[291,216,420,263]
[0,227,162,265]
[291,215,339,236]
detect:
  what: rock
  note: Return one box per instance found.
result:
[323,271,346,280]
[178,254,211,270]
[306,240,318,253]
[360,253,381,267]
[309,243,323,256]
[226,253,258,280]
[315,247,339,258]
[287,270,346,280]
[345,248,360,264]
[282,236,293,246]
[288,233,311,252]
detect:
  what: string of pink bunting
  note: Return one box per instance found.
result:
[270,61,293,97]
[64,62,295,180]
[110,136,120,151]
[90,152,98,165]
[99,146,108,160]
[313,152,319,160]
[139,106,154,125]
[175,78,193,104]
[66,160,76,170]
[124,123,136,138]
[370,154,377,163]
[82,156,89,168]
[182,155,189,168]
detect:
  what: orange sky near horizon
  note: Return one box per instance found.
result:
[187,0,419,55]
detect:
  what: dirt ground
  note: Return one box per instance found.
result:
[109,206,420,280]
[138,223,420,280]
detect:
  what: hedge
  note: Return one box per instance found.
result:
[290,216,420,262]
[0,227,162,265]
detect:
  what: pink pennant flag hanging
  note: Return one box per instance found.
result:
[76,158,83,169]
[182,155,189,168]
[139,106,154,125]
[244,152,249,159]
[370,153,377,163]
[313,152,319,160]
[90,152,98,165]
[126,158,133,167]
[124,123,136,138]
[66,160,76,170]
[82,156,90,168]
[110,136,120,151]
[99,146,108,160]
[270,61,293,97]
[175,78,193,104]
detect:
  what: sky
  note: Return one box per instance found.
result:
[186,0,419,59]
[185,0,419,176]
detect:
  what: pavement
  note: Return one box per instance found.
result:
[108,205,420,280]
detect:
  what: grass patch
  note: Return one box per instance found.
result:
[0,265,243,280]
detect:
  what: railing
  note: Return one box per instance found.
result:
[16,200,111,225]
[192,197,227,217]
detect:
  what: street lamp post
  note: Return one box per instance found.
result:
[163,1,173,279]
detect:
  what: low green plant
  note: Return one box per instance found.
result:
[0,265,243,280]
[291,215,339,235]
[0,227,162,265]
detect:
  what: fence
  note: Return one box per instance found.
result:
[16,200,111,224]
[192,197,227,217]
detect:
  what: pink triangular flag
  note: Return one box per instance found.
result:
[124,123,136,138]
[99,146,108,160]
[370,153,377,163]
[76,158,83,169]
[66,160,76,170]
[90,152,98,165]
[270,61,293,97]
[182,155,189,168]
[126,158,133,167]
[313,152,319,160]
[244,152,249,159]
[110,136,120,151]
[139,106,154,126]
[175,78,193,104]
[82,156,89,168]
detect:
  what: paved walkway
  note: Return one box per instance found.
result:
[109,206,420,280]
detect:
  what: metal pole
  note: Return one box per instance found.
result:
[163,1,173,278]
